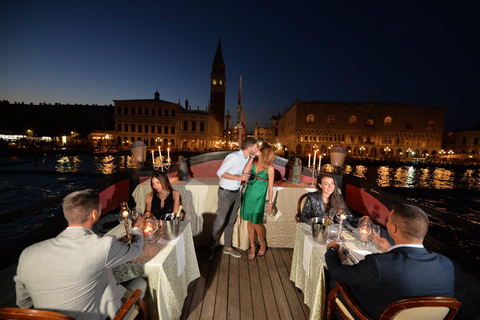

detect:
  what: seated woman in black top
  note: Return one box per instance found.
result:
[145,171,180,219]
[300,173,356,228]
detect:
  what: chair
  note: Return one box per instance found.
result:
[0,309,75,319]
[0,289,148,320]
[327,282,461,320]
[295,193,308,222]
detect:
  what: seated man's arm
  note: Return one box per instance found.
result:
[325,242,381,286]
[14,255,33,308]
[105,228,144,269]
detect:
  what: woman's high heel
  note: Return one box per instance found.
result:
[248,244,256,261]
[258,241,267,257]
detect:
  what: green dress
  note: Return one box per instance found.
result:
[241,163,269,224]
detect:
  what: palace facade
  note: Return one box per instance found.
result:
[276,97,446,159]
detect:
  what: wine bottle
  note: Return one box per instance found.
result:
[176,205,183,218]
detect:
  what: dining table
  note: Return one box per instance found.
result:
[290,222,370,320]
[106,220,200,320]
[132,177,316,250]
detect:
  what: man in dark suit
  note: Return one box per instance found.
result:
[325,204,455,320]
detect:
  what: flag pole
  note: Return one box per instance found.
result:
[237,75,243,149]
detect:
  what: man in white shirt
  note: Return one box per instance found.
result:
[208,137,258,259]
[14,189,146,320]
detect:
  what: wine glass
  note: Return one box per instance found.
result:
[335,208,347,241]
[118,202,131,241]
[371,224,381,252]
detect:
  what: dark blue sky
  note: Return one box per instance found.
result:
[1,1,479,132]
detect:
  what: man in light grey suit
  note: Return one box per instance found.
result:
[14,189,145,320]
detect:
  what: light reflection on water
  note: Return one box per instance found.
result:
[349,164,479,191]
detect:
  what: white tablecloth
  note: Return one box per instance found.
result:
[106,221,200,320]
[133,177,316,249]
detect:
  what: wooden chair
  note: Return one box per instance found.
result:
[0,289,148,320]
[295,193,308,222]
[327,282,461,320]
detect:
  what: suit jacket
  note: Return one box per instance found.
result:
[325,246,455,320]
[14,227,143,320]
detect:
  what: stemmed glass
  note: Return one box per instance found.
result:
[118,202,131,241]
[335,208,347,241]
[371,224,381,252]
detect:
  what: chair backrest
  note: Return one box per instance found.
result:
[0,308,75,320]
[327,282,461,320]
[0,289,148,320]
[113,289,148,320]
[379,296,461,320]
[295,193,308,222]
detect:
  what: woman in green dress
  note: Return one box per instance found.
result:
[241,144,275,261]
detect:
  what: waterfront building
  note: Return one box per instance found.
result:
[254,121,275,145]
[276,96,446,159]
[443,123,480,159]
[113,93,223,151]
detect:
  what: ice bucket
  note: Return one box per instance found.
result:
[160,213,180,240]
[311,217,327,244]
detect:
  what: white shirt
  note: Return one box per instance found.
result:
[217,150,249,191]
[388,243,424,252]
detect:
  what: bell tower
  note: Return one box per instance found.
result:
[210,38,226,129]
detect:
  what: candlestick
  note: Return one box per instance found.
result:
[318,155,322,171]
[359,227,369,242]
[308,154,311,168]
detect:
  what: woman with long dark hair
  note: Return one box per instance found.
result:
[145,171,180,219]
[300,172,354,225]
[241,144,275,261]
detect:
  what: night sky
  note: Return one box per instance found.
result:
[1,1,479,133]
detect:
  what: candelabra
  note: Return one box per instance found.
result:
[151,147,171,171]
[153,155,171,171]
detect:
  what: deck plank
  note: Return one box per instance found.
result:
[239,250,254,319]
[213,249,230,320]
[180,247,308,320]
[248,255,267,320]
[200,247,221,320]
[257,251,281,320]
[227,254,240,320]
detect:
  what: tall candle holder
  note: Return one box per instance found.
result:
[153,155,172,171]
[152,147,172,172]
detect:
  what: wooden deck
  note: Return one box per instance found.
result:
[180,247,309,320]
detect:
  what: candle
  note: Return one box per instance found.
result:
[313,150,317,166]
[158,146,162,159]
[143,225,154,241]
[151,150,155,164]
[167,148,170,160]
[318,155,322,171]
[359,227,369,242]
[308,154,311,167]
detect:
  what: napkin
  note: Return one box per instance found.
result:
[303,235,316,277]
[158,232,186,276]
